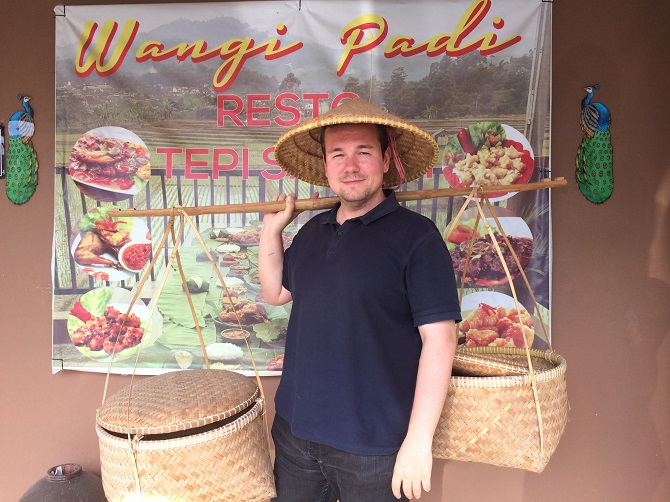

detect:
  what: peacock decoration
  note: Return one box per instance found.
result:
[6,94,39,204]
[0,122,5,179]
[576,84,613,204]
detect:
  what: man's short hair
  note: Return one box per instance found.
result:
[320,124,390,159]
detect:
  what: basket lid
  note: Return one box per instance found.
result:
[96,369,259,435]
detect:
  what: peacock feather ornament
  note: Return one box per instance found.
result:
[6,95,39,204]
[576,84,613,204]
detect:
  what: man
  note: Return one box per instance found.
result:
[259,98,461,501]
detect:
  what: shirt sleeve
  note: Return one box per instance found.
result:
[405,230,462,326]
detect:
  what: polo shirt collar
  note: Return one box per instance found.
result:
[320,189,399,226]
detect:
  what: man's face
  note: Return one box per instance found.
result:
[322,123,390,208]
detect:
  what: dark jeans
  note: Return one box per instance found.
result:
[271,414,409,502]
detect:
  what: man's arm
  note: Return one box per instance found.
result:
[258,193,296,306]
[391,319,457,500]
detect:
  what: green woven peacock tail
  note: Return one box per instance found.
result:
[6,95,39,204]
[576,84,613,204]
[575,129,613,204]
[6,136,39,204]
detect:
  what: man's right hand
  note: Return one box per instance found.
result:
[261,193,300,236]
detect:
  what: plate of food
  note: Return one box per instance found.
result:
[67,287,163,361]
[228,227,261,247]
[445,210,533,286]
[212,296,288,335]
[459,291,542,349]
[69,126,151,200]
[442,122,534,201]
[71,206,152,281]
[204,226,262,247]
[216,298,269,328]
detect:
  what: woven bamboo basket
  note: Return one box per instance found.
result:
[433,347,568,472]
[96,369,276,501]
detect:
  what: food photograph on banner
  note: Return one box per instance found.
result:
[52,0,552,375]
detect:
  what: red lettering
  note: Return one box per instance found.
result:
[247,94,271,126]
[385,37,424,58]
[217,93,364,126]
[426,36,451,57]
[242,148,249,179]
[156,147,182,178]
[261,147,287,180]
[212,148,250,179]
[212,148,239,179]
[303,93,330,118]
[275,93,300,127]
[185,148,209,179]
[135,42,167,63]
[217,95,244,126]
[212,39,269,93]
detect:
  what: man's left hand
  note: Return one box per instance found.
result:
[391,438,433,499]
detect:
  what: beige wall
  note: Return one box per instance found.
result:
[1,0,668,500]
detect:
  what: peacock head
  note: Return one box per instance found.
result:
[584,84,600,94]
[17,95,33,114]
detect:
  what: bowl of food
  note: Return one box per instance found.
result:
[173,350,194,369]
[118,240,152,272]
[220,328,251,346]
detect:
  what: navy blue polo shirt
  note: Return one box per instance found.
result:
[276,191,461,455]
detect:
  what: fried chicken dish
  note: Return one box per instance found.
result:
[217,299,267,325]
[71,305,145,354]
[74,215,133,271]
[460,303,534,348]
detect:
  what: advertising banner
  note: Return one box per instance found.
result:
[53,0,552,375]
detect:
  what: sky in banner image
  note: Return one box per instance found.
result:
[52,0,552,376]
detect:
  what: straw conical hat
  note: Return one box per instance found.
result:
[274,97,439,187]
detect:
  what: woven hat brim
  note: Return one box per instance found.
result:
[275,99,439,187]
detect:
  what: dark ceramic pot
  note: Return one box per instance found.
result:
[19,463,106,502]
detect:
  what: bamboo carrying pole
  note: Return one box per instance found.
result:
[110,178,567,218]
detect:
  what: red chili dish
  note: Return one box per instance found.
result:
[121,243,152,271]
